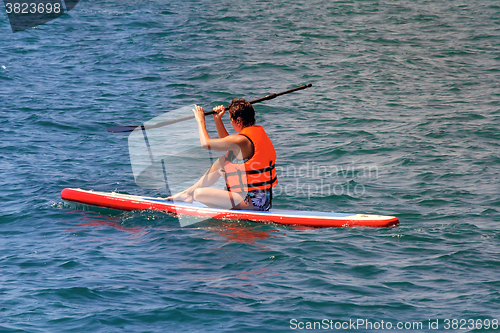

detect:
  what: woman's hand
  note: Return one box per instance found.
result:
[193,105,206,124]
[212,105,225,121]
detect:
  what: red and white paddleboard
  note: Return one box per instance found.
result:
[61,188,399,228]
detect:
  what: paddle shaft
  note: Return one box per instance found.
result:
[107,83,312,133]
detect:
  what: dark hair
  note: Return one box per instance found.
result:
[228,98,255,128]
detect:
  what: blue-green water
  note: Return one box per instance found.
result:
[1,0,500,332]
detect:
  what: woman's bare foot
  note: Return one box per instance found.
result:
[167,191,194,203]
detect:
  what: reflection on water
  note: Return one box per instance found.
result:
[60,209,146,235]
[202,221,280,245]
[58,201,287,244]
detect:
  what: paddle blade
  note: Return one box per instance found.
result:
[107,126,139,133]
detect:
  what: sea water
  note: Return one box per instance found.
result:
[1,0,499,332]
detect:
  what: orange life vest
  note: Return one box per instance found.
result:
[223,125,278,193]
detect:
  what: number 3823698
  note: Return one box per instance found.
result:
[5,2,62,14]
[444,319,498,330]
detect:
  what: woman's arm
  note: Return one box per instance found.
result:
[193,105,252,159]
[212,105,229,138]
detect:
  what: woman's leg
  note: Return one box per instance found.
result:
[168,156,224,202]
[193,187,254,210]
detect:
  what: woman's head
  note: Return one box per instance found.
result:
[228,98,255,128]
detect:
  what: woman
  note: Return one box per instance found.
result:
[167,98,277,211]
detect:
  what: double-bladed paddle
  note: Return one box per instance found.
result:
[106,83,312,133]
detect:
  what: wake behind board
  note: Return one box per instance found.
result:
[61,188,399,228]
